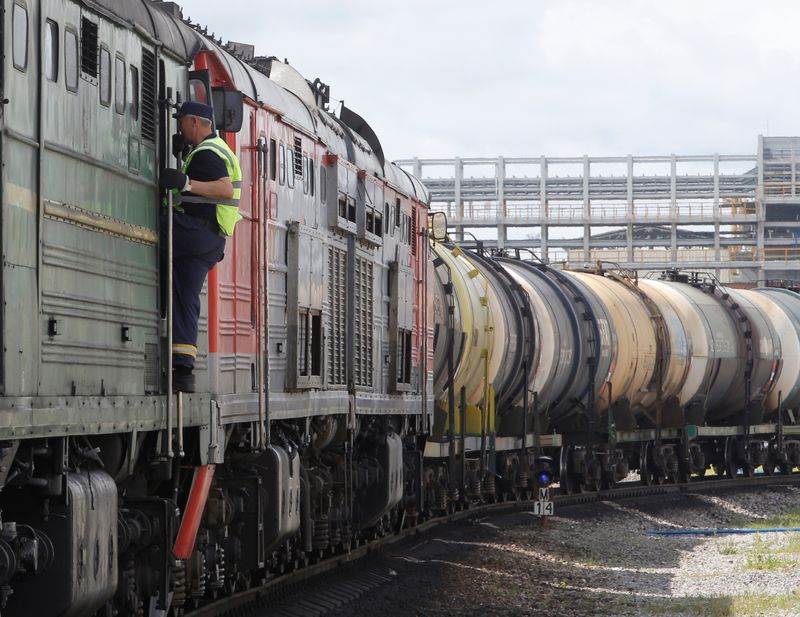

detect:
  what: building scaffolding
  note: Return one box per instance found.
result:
[397,136,800,282]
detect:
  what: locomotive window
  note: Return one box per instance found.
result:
[309,160,315,197]
[99,47,111,106]
[366,207,374,234]
[188,78,208,104]
[65,28,78,92]
[114,56,125,114]
[12,3,28,72]
[395,198,401,230]
[397,328,412,385]
[319,164,327,203]
[45,20,59,81]
[279,144,285,185]
[128,66,139,120]
[269,139,276,181]
[384,203,390,235]
[302,156,309,194]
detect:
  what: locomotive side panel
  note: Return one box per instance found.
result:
[37,3,167,396]
[3,0,41,395]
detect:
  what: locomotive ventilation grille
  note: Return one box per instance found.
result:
[328,247,347,385]
[141,49,157,142]
[80,17,98,77]
[354,256,374,388]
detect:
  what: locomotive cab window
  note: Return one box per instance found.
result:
[12,3,28,72]
[279,144,286,185]
[45,20,59,81]
[114,55,125,114]
[99,47,111,106]
[64,27,78,91]
[128,66,139,120]
[269,139,277,181]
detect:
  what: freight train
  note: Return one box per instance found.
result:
[0,1,798,616]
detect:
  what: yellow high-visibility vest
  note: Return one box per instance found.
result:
[165,135,242,236]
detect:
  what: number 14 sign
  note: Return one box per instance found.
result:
[532,487,554,516]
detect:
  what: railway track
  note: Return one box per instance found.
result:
[189,473,800,617]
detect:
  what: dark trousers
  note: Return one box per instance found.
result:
[160,211,225,367]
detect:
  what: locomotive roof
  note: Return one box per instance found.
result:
[93,0,429,203]
[83,0,202,60]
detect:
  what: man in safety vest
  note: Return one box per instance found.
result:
[159,101,242,392]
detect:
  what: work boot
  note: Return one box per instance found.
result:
[173,364,196,393]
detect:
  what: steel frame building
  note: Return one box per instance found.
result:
[398,136,800,282]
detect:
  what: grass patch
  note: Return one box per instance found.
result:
[747,506,800,529]
[783,533,800,554]
[649,596,730,616]
[743,536,792,571]
[649,592,800,616]
[716,541,738,555]
[744,551,789,571]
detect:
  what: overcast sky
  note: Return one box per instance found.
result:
[181,1,799,162]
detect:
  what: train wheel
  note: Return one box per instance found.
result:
[559,446,575,494]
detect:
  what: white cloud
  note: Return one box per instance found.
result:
[180,0,799,160]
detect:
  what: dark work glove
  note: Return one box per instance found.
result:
[159,168,190,194]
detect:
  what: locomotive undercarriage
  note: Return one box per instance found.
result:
[0,411,413,617]
[1,419,797,615]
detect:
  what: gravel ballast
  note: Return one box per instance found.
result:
[326,483,800,617]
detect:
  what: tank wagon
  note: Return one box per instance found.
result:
[0,0,431,614]
[428,236,800,500]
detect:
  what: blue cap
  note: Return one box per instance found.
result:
[174,101,214,122]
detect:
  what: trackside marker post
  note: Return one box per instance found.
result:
[533,487,554,527]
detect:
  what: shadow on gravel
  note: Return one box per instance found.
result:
[325,487,800,616]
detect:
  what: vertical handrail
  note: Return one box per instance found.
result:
[258,138,268,449]
[163,87,180,461]
[176,391,184,458]
[165,188,174,460]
